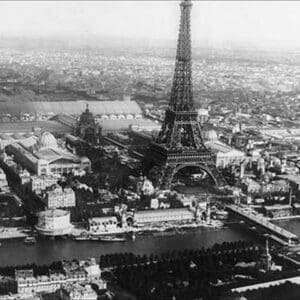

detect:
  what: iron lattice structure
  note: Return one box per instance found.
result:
[145,0,225,189]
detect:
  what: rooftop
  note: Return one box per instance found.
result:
[100,118,160,132]
[38,209,69,218]
[0,120,72,134]
[0,100,142,116]
[205,140,244,155]
[35,147,80,164]
[135,208,194,217]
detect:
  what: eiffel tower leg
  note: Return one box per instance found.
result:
[159,165,176,190]
[201,163,227,187]
[142,159,154,176]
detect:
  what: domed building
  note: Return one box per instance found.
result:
[6,130,91,176]
[35,209,72,236]
[79,105,95,124]
[76,104,102,145]
[38,132,58,150]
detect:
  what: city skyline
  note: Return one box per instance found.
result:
[0,1,300,50]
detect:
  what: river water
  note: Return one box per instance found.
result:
[2,217,297,267]
[0,224,256,267]
[273,218,300,236]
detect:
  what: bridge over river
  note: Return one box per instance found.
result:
[227,204,298,246]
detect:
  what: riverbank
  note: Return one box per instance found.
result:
[0,224,255,266]
[0,227,29,240]
[71,219,224,237]
[0,219,225,241]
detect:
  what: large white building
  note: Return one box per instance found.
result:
[42,185,76,209]
[15,258,106,296]
[203,130,245,168]
[133,208,196,226]
[6,132,91,176]
[16,269,74,295]
[35,209,72,236]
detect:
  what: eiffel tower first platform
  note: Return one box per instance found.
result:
[144,0,225,189]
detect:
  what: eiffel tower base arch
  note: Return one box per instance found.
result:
[144,160,224,190]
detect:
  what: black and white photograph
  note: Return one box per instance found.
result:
[0,0,299,299]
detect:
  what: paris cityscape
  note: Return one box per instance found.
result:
[0,0,300,299]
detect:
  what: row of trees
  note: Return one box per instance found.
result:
[109,241,300,300]
[113,254,294,300]
[99,241,256,269]
[113,253,259,299]
[106,243,261,299]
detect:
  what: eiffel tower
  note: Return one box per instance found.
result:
[144,0,225,189]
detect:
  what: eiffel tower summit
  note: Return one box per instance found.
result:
[144,0,225,189]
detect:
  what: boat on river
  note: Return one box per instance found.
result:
[98,236,126,242]
[74,236,90,241]
[74,235,126,242]
[24,236,36,245]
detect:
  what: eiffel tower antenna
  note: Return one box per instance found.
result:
[144,0,225,189]
[170,0,194,112]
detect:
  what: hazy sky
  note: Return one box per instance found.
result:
[0,1,300,49]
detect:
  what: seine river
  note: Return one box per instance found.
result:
[273,218,300,237]
[0,224,257,267]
